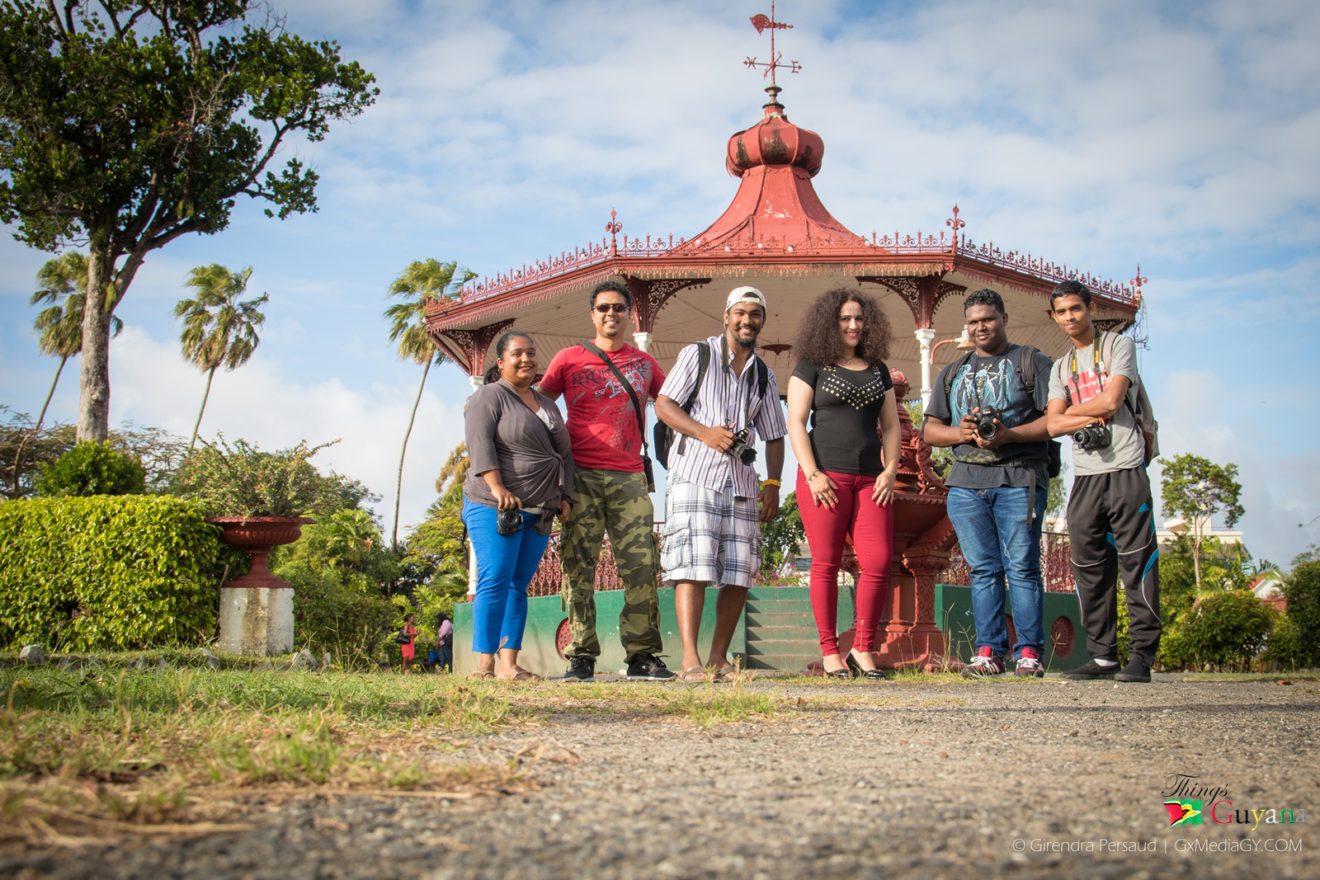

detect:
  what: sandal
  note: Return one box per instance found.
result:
[712,664,741,683]
[497,669,542,682]
[679,666,708,683]
[469,670,495,680]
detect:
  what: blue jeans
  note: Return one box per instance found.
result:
[462,499,552,655]
[945,485,1046,658]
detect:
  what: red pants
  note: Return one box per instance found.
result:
[796,468,894,653]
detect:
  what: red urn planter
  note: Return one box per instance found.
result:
[210,516,314,589]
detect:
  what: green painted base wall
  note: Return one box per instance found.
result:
[453,589,744,676]
[454,583,1085,675]
[935,584,1087,671]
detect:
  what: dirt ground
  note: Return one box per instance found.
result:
[4,674,1317,880]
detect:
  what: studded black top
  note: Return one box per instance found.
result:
[791,360,893,476]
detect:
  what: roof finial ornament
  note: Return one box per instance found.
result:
[946,205,965,250]
[1130,264,1148,305]
[745,1,799,116]
[606,208,622,256]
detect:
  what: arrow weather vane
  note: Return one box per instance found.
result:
[745,1,800,88]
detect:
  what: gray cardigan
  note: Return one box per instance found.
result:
[463,379,575,525]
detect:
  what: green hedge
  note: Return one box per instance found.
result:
[0,496,226,650]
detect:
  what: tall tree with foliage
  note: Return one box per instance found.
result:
[0,1,377,442]
[384,259,475,548]
[175,264,268,449]
[1160,453,1245,591]
[11,252,125,495]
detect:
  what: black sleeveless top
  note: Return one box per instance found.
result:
[792,360,893,476]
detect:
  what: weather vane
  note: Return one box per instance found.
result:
[744,1,800,88]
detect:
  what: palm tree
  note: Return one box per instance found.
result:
[11,253,123,495]
[174,265,269,450]
[385,259,476,549]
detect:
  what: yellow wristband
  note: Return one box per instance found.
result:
[761,479,781,489]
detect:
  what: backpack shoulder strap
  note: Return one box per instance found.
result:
[686,341,711,411]
[942,350,976,398]
[1009,343,1038,395]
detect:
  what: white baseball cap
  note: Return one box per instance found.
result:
[725,285,768,312]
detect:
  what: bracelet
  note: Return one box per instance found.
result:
[808,471,823,482]
[761,478,781,489]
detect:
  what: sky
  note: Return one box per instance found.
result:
[2,0,1319,568]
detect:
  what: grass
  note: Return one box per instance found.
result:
[0,664,825,845]
[0,667,543,846]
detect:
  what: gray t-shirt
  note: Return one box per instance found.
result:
[1048,332,1145,475]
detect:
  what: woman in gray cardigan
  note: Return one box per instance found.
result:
[462,330,574,680]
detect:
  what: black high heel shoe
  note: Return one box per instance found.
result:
[847,650,892,681]
[822,656,855,679]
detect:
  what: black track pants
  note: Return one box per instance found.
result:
[1067,467,1161,663]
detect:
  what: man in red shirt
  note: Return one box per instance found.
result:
[538,280,675,681]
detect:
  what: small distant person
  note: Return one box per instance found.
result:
[1046,281,1160,683]
[462,330,575,681]
[786,287,900,680]
[400,613,417,674]
[539,280,674,682]
[433,612,454,673]
[923,289,1053,678]
[655,286,787,681]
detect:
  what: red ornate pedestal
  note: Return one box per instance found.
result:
[871,370,959,671]
[210,516,313,588]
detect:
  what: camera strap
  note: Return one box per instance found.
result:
[719,335,763,432]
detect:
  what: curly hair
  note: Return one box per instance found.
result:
[792,287,891,368]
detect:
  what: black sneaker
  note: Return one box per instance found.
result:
[1115,658,1152,683]
[626,652,676,681]
[1060,659,1119,680]
[562,656,595,682]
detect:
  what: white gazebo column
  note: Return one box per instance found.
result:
[467,372,483,596]
[914,327,936,409]
[633,330,653,352]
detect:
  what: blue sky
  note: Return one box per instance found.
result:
[2,0,1318,567]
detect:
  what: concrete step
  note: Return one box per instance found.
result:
[744,652,818,671]
[749,617,818,630]
[745,623,816,638]
[745,640,821,656]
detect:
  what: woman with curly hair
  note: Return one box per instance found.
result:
[786,287,901,679]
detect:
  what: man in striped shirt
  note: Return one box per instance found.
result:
[655,286,788,681]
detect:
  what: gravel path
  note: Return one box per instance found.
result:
[5,675,1317,879]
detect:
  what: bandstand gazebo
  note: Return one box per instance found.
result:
[427,17,1143,672]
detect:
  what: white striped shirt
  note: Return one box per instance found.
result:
[659,335,787,498]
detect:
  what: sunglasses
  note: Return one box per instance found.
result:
[593,303,629,314]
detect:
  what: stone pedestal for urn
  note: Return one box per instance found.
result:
[211,516,312,655]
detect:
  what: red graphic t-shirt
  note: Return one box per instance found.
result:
[538,343,665,472]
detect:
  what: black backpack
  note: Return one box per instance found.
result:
[941,344,1062,478]
[653,341,769,469]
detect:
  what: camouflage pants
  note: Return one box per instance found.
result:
[560,468,662,660]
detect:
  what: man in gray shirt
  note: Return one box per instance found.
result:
[1046,281,1160,683]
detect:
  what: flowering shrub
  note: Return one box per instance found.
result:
[171,436,338,518]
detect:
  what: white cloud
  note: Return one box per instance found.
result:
[3,0,1318,563]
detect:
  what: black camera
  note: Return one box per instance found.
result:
[1072,422,1112,451]
[974,407,1000,442]
[496,508,523,536]
[727,428,757,465]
